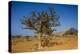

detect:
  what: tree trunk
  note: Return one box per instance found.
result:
[38,32,42,50]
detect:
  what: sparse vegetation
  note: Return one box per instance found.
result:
[10,2,78,53]
[10,8,78,52]
[11,34,78,53]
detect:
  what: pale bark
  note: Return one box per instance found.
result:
[38,33,43,50]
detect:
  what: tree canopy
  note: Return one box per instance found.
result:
[21,8,60,35]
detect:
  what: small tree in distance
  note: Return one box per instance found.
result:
[21,7,60,49]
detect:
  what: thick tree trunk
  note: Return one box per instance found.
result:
[38,33,42,50]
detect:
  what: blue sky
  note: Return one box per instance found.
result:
[10,1,78,36]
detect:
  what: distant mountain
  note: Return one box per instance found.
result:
[53,27,78,36]
[63,27,77,35]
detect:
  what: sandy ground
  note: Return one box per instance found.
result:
[10,36,78,53]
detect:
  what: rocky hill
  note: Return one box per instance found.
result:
[53,27,77,36]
